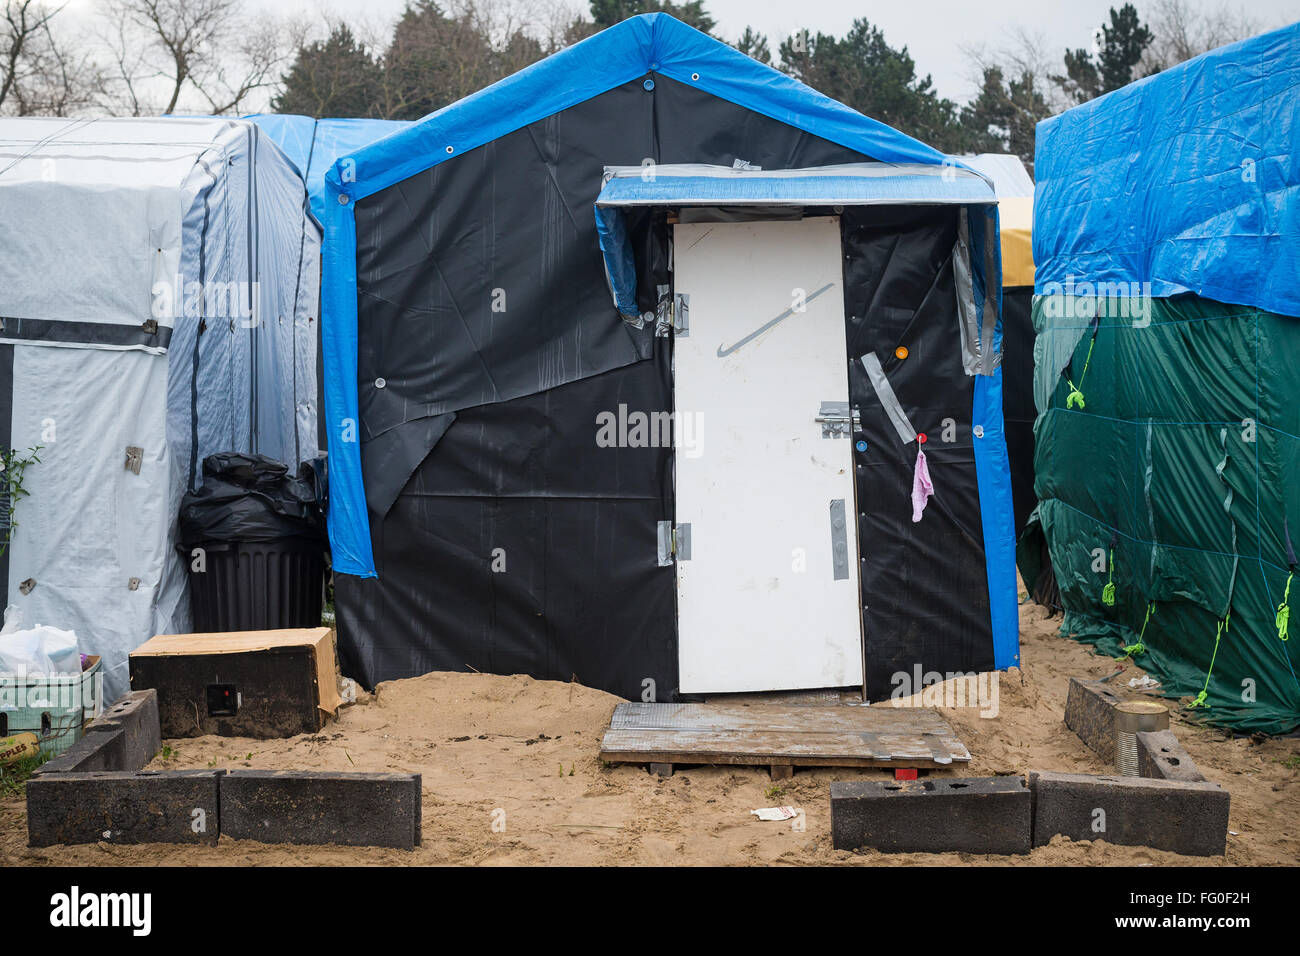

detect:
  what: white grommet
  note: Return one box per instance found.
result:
[691,72,700,81]
[337,194,349,205]
[973,425,985,438]
[445,145,454,154]
[375,377,386,389]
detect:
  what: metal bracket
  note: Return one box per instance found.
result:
[124,446,144,474]
[142,318,159,335]
[815,401,859,438]
[829,499,849,580]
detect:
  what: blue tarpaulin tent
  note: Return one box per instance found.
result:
[314,13,1019,701]
[1030,23,1300,732]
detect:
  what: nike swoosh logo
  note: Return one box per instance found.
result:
[715,282,835,357]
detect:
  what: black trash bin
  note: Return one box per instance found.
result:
[179,453,328,632]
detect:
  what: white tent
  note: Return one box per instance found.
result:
[0,116,320,700]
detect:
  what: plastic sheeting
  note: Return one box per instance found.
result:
[0,117,320,700]
[1030,295,1300,732]
[1034,22,1300,317]
[324,13,1018,699]
[595,162,996,317]
[245,115,410,223]
[321,12,963,579]
[1031,25,1300,732]
[953,153,1034,287]
[1001,288,1037,539]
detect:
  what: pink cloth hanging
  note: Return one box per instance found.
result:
[911,447,934,522]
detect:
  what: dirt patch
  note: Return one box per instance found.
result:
[3,597,1297,866]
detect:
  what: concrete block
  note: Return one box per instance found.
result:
[1136,730,1205,782]
[831,776,1031,855]
[1030,770,1228,856]
[86,689,160,771]
[32,728,127,775]
[220,770,421,850]
[1064,677,1123,762]
[26,770,222,847]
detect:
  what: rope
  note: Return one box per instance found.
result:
[1189,610,1230,709]
[1065,336,1095,410]
[1277,572,1292,642]
[1121,603,1154,658]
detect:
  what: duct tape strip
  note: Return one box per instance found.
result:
[657,520,673,567]
[924,735,955,764]
[675,523,692,561]
[977,208,1000,375]
[954,214,981,376]
[857,732,892,761]
[860,352,916,446]
[829,498,849,580]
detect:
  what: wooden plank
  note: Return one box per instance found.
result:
[599,729,969,767]
[608,701,957,737]
[599,701,970,770]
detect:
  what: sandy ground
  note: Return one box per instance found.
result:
[3,595,1298,866]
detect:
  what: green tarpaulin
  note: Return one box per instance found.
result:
[1027,294,1300,733]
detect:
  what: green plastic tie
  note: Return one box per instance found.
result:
[1121,603,1153,658]
[1101,547,1116,606]
[1277,572,1292,642]
[1064,338,1095,410]
[1188,611,1229,710]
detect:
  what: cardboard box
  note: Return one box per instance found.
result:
[130,629,340,739]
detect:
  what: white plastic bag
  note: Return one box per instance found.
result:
[0,627,52,674]
[0,618,80,675]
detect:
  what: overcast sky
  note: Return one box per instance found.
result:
[62,0,1300,103]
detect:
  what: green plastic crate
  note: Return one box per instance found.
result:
[0,655,103,757]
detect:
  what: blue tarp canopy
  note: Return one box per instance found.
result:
[1034,22,1300,317]
[595,162,997,315]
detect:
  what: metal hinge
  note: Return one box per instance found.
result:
[653,284,672,337]
[815,401,860,438]
[673,294,689,337]
[657,521,692,566]
[124,446,144,474]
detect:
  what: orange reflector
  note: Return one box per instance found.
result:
[895,346,909,360]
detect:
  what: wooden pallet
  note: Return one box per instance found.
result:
[599,701,970,778]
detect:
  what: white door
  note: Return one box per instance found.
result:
[673,216,863,693]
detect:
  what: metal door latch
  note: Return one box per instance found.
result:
[815,401,860,438]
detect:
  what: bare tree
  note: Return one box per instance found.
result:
[3,0,98,115]
[961,28,1064,169]
[1141,0,1260,72]
[98,0,291,115]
